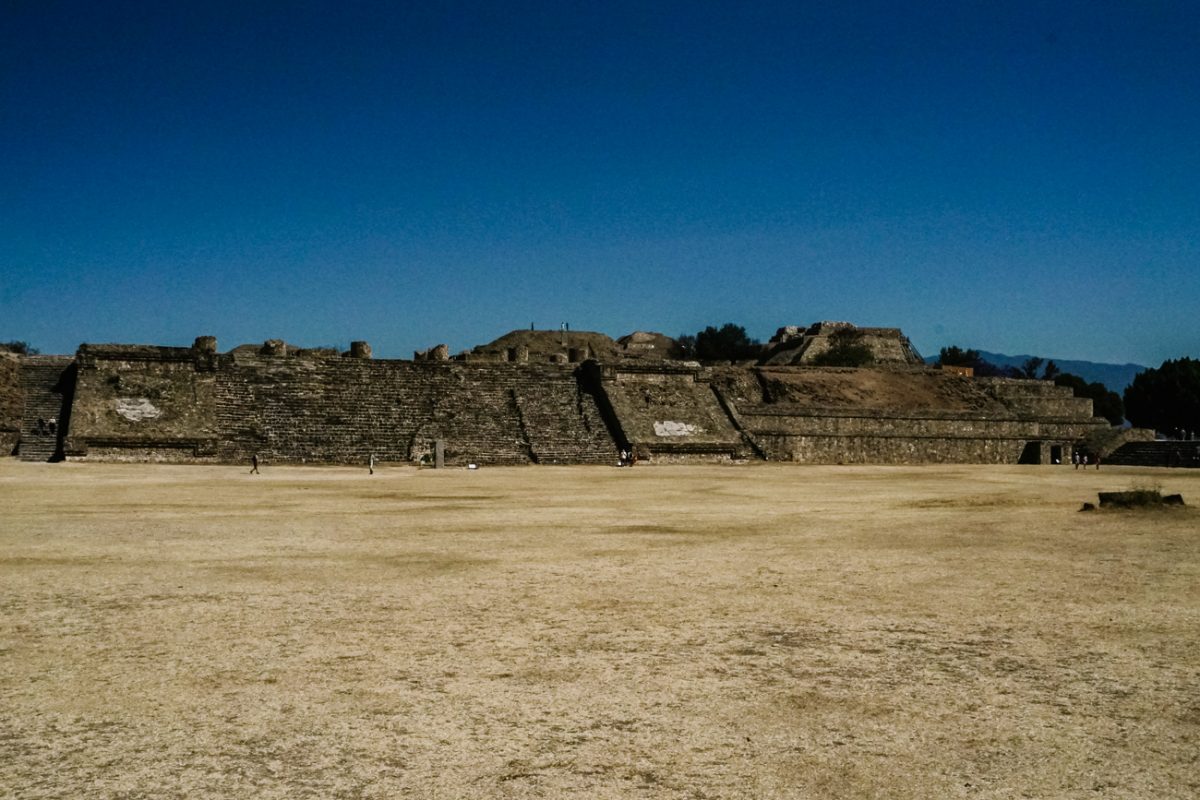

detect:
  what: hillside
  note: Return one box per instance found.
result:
[925,351,1147,391]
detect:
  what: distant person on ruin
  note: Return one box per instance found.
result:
[369,454,375,475]
[35,418,45,435]
[1082,454,1088,468]
[1073,451,1079,469]
[48,418,57,434]
[1095,453,1101,470]
[250,454,260,474]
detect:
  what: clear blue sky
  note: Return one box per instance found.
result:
[2,1,1197,365]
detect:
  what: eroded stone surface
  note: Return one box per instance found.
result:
[3,325,1114,465]
[115,398,162,421]
[654,421,700,437]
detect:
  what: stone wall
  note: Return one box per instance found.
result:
[739,407,1101,464]
[41,335,1113,467]
[978,378,1097,418]
[0,352,20,454]
[757,433,1030,464]
[719,367,1107,464]
[594,363,749,459]
[212,356,616,465]
[64,344,618,465]
[464,329,620,364]
[66,344,218,461]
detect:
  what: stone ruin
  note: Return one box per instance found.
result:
[761,322,924,365]
[1,323,1124,467]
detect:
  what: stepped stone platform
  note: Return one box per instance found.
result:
[762,322,924,366]
[1106,440,1200,468]
[16,356,74,462]
[1,327,1118,466]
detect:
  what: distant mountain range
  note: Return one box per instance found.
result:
[923,350,1148,392]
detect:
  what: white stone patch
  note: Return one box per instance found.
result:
[115,397,162,422]
[654,420,700,437]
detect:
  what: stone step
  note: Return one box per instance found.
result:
[17,437,58,461]
[18,358,72,461]
[1106,441,1200,468]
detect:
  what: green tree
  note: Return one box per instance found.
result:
[936,345,1018,377]
[1042,360,1061,381]
[0,340,38,355]
[937,346,981,367]
[672,334,696,359]
[1124,357,1200,434]
[1020,356,1044,379]
[693,324,760,362]
[1055,373,1124,426]
[811,328,875,367]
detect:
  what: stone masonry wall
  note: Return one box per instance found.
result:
[54,339,1111,467]
[0,352,20,454]
[739,410,1104,464]
[979,378,1097,418]
[598,364,747,459]
[67,345,217,461]
[213,356,615,465]
[758,433,1030,464]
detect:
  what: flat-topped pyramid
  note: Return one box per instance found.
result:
[761,321,924,366]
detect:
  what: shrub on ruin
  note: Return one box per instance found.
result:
[0,340,38,355]
[811,329,874,367]
[693,324,760,363]
[671,334,697,359]
[936,345,1020,378]
[1020,357,1045,379]
[937,346,981,368]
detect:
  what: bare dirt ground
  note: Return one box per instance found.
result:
[1,460,1198,799]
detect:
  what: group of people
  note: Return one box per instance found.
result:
[33,417,57,435]
[1072,451,1100,470]
[618,448,638,467]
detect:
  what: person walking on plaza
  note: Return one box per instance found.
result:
[250,453,260,474]
[369,454,375,475]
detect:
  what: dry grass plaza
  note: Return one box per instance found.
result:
[2,461,1198,798]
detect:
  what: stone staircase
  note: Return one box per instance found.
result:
[1106,440,1200,468]
[513,378,616,464]
[18,356,74,462]
[211,358,619,466]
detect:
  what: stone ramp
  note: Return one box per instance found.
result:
[1106,441,1200,468]
[17,357,74,462]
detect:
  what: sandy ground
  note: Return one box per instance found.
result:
[1,460,1198,799]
